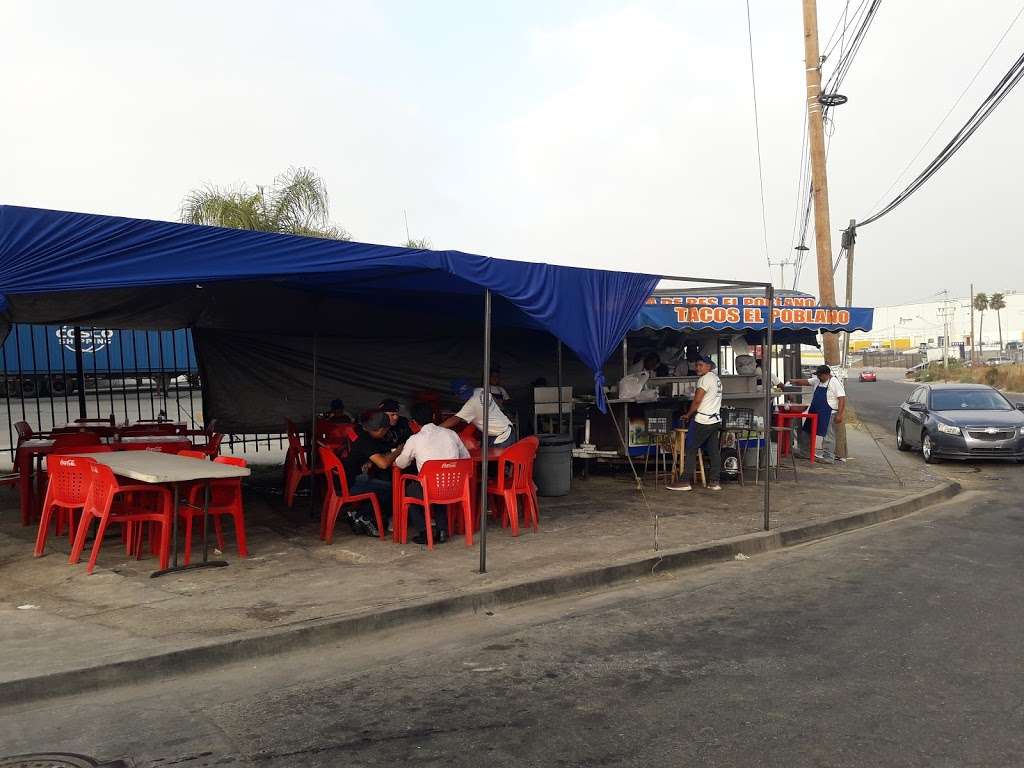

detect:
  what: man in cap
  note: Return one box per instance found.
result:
[378,398,414,449]
[666,353,723,491]
[788,365,845,463]
[342,410,403,536]
[441,378,516,448]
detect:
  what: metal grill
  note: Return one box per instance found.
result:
[967,429,1015,441]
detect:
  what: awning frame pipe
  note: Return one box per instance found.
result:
[478,289,492,574]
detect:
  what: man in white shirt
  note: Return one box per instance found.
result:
[667,354,723,491]
[441,379,516,447]
[789,365,846,463]
[395,404,470,544]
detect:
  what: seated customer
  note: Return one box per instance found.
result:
[322,398,353,424]
[440,379,516,448]
[343,411,403,536]
[379,398,414,448]
[394,403,470,544]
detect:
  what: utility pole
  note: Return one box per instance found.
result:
[801,0,841,366]
[841,219,856,366]
[936,293,954,371]
[970,283,976,364]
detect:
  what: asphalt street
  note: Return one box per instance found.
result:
[3,370,1022,767]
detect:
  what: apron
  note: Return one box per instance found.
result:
[803,381,832,437]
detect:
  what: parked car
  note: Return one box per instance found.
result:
[859,370,877,382]
[895,383,1024,463]
[986,357,1015,366]
[905,362,928,380]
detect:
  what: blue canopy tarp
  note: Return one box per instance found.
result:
[632,294,873,333]
[0,205,659,422]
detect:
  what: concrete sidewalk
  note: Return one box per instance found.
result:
[0,424,953,701]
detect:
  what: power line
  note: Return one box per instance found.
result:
[865,2,1024,216]
[861,48,1024,226]
[744,0,772,279]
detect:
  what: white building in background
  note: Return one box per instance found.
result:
[851,290,1024,353]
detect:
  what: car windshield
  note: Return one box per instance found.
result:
[930,389,1011,411]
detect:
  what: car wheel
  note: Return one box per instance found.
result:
[922,433,938,464]
[896,420,909,451]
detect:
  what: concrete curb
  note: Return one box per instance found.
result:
[3,479,960,705]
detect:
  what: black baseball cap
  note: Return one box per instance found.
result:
[360,410,390,431]
[696,354,716,369]
[378,398,401,413]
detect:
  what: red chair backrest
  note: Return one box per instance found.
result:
[458,424,480,451]
[417,458,474,504]
[53,432,102,447]
[494,437,539,491]
[83,463,118,520]
[46,455,98,507]
[14,421,33,441]
[46,445,109,466]
[409,420,422,435]
[178,450,206,460]
[318,446,353,498]
[287,432,310,471]
[208,456,246,504]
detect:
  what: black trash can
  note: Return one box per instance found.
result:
[534,433,574,497]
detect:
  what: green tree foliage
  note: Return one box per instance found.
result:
[180,167,350,240]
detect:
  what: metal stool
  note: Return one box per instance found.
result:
[745,426,798,484]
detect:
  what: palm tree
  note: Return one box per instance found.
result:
[989,292,1006,352]
[180,167,350,240]
[973,292,989,360]
[403,237,432,249]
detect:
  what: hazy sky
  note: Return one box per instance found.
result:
[2,1,1021,307]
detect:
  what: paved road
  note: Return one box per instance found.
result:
[3,485,1024,767]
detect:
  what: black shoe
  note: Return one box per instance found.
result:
[363,516,380,538]
[412,527,446,545]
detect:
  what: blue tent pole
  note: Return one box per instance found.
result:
[479,289,492,574]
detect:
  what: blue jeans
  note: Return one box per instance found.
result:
[404,481,448,534]
[350,475,393,524]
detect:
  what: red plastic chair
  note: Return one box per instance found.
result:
[284,432,325,507]
[409,420,422,435]
[34,433,104,506]
[69,463,174,574]
[486,437,540,537]
[318,446,384,543]
[395,458,475,549]
[177,455,248,565]
[34,455,99,556]
[14,421,34,445]
[195,433,223,459]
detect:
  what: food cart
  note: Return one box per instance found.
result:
[578,288,874,459]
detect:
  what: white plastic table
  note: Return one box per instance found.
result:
[78,451,250,577]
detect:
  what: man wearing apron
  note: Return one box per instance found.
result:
[791,365,846,463]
